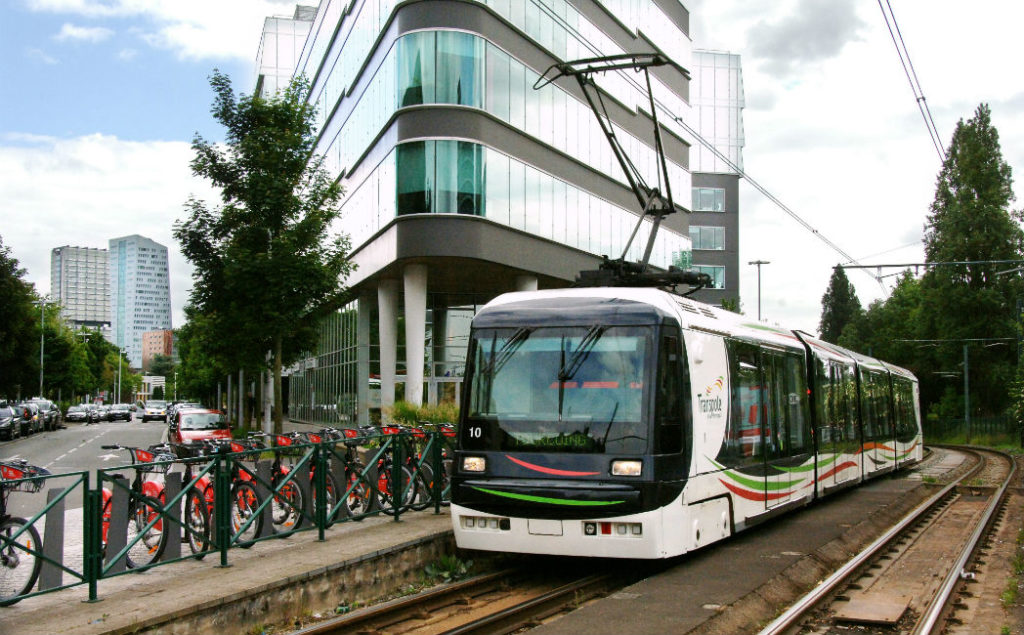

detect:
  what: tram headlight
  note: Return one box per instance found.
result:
[462,456,486,472]
[611,460,642,476]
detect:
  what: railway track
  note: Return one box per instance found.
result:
[758,445,1016,635]
[291,566,625,635]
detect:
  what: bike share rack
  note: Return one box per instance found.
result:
[0,428,455,605]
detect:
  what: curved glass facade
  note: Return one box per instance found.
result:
[341,140,690,271]
[319,30,689,201]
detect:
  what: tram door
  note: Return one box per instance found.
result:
[762,349,813,509]
[821,362,861,490]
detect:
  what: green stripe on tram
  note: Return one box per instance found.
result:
[471,486,624,506]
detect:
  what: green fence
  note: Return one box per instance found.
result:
[924,415,1021,446]
[0,428,454,606]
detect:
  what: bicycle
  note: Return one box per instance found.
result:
[0,459,48,606]
[186,439,264,547]
[99,444,174,569]
[312,427,377,520]
[153,439,260,556]
[246,432,313,532]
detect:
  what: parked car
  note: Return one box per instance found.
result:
[169,408,230,444]
[142,400,168,422]
[65,405,88,424]
[15,402,42,436]
[66,404,101,424]
[28,398,61,431]
[0,401,20,440]
[107,403,132,422]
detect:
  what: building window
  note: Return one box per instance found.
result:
[693,265,725,289]
[396,140,485,216]
[435,31,484,107]
[692,187,725,212]
[689,225,725,250]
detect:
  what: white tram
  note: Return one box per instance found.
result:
[450,287,923,559]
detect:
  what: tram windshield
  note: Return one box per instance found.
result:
[464,325,652,454]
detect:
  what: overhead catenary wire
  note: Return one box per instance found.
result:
[877,0,946,163]
[535,1,888,291]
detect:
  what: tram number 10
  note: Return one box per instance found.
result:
[468,426,483,438]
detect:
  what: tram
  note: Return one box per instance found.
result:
[449,286,923,559]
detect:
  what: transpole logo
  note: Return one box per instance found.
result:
[698,376,725,418]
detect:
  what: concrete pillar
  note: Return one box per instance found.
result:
[378,279,400,409]
[515,274,538,292]
[357,293,372,426]
[404,264,428,407]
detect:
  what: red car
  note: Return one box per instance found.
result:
[170,408,231,444]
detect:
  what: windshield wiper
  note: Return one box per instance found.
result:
[484,327,532,378]
[558,325,607,381]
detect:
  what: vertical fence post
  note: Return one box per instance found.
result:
[215,455,231,568]
[393,434,404,522]
[315,444,327,541]
[83,473,101,603]
[432,432,443,515]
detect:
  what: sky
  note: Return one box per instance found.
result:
[1,0,1022,335]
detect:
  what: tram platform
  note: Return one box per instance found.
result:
[0,509,454,635]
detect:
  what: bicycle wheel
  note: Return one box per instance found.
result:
[271,476,306,532]
[410,463,434,511]
[378,464,415,516]
[0,516,42,606]
[126,496,167,569]
[231,481,262,547]
[344,462,376,519]
[183,490,210,557]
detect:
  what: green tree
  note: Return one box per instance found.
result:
[818,267,863,343]
[0,235,39,397]
[175,71,355,433]
[920,103,1022,417]
[176,311,227,408]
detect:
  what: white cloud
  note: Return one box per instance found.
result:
[0,133,219,328]
[25,47,59,64]
[28,0,301,60]
[117,47,137,61]
[53,22,114,42]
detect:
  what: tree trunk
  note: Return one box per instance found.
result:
[273,336,284,435]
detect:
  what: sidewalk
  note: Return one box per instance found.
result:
[1,508,454,635]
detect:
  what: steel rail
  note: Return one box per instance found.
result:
[441,573,613,635]
[756,447,993,635]
[913,448,1016,635]
[290,569,515,635]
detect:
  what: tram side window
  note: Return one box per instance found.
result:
[894,379,918,443]
[720,339,763,467]
[656,333,684,454]
[783,353,811,456]
[860,370,877,442]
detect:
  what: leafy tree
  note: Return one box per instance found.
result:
[175,71,354,433]
[919,103,1022,417]
[720,297,743,314]
[818,267,863,343]
[176,311,227,408]
[0,235,39,397]
[839,271,923,367]
[152,386,164,400]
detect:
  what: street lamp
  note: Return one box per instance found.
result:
[34,298,48,398]
[748,260,770,321]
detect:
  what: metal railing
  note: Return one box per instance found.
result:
[0,428,455,606]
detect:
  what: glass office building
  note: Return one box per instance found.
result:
[109,235,172,369]
[688,50,745,305]
[51,245,111,330]
[259,1,744,425]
